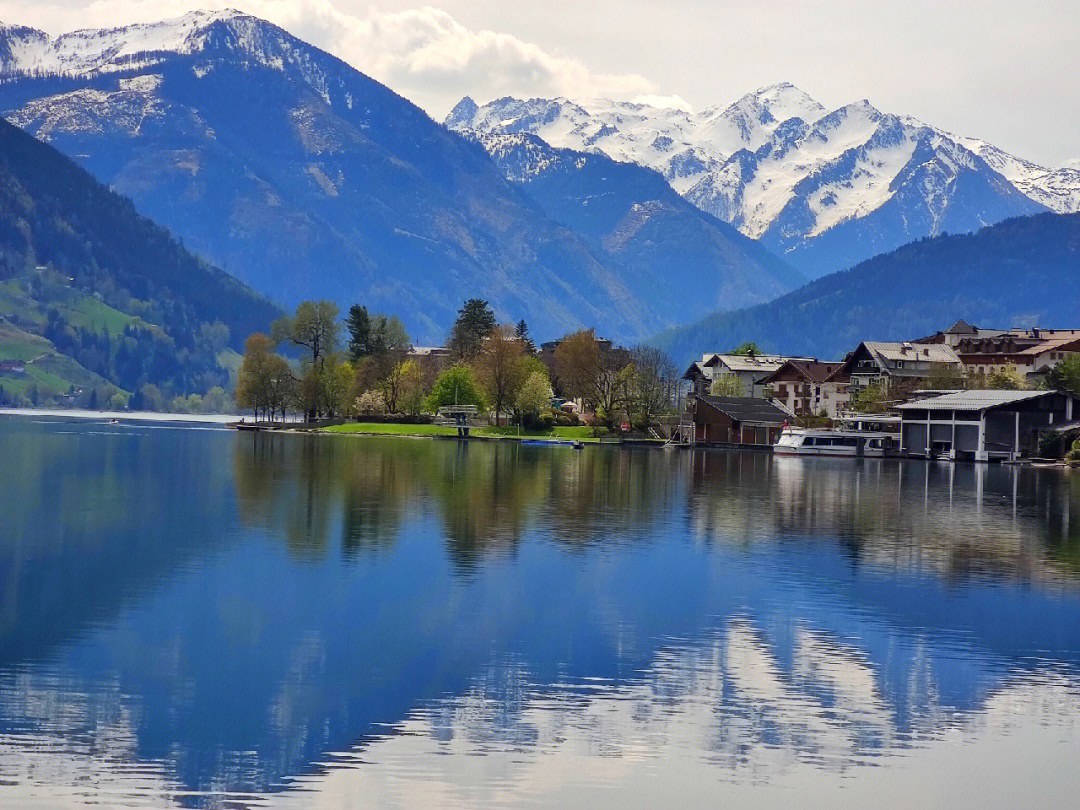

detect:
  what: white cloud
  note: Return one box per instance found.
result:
[1,1,659,117]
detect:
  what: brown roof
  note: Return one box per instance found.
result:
[696,395,790,426]
[758,359,845,385]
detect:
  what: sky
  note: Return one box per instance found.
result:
[2,0,1078,166]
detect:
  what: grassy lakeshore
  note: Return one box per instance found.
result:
[320,423,617,443]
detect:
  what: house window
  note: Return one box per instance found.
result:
[895,360,904,369]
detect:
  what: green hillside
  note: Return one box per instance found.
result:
[0,116,282,408]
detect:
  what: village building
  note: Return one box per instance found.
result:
[682,353,813,398]
[916,322,1080,383]
[915,319,1007,347]
[0,360,27,375]
[952,329,1080,383]
[897,389,1079,462]
[837,342,962,392]
[758,360,849,418]
[686,394,790,446]
[405,345,451,359]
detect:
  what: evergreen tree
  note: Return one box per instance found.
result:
[515,319,536,354]
[346,304,372,360]
[448,299,496,361]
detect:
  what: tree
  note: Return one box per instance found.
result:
[925,363,965,390]
[515,319,536,354]
[204,386,230,413]
[553,329,602,405]
[399,360,426,416]
[475,324,527,425]
[628,345,677,428]
[448,298,496,361]
[355,390,387,415]
[731,342,762,356]
[273,300,339,419]
[424,365,485,412]
[138,383,165,412]
[322,356,354,417]
[264,356,297,422]
[375,315,410,352]
[516,369,552,426]
[236,333,295,421]
[1047,355,1080,394]
[593,348,633,427]
[984,364,1028,390]
[345,304,373,360]
[235,333,275,419]
[273,300,339,369]
[850,382,891,414]
[347,305,410,360]
[709,374,745,397]
[380,360,407,414]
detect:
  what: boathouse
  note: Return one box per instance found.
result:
[897,389,1079,462]
[687,394,789,446]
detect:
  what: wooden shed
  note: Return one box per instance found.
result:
[688,395,789,446]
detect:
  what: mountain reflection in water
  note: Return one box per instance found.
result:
[1,418,1078,809]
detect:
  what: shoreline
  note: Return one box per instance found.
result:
[0,407,255,425]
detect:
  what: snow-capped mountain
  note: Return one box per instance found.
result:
[448,85,1076,277]
[0,11,805,342]
[466,130,803,319]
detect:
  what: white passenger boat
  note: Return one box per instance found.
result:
[773,415,900,458]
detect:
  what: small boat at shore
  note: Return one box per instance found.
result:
[774,414,900,458]
[520,438,584,449]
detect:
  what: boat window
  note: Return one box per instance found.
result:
[803,437,816,446]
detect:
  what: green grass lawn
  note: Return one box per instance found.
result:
[322,422,602,442]
[322,422,460,437]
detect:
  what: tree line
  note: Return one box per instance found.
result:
[235,298,680,429]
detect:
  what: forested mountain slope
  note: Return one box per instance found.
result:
[0,115,280,405]
[653,213,1080,363]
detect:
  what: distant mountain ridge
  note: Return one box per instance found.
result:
[652,213,1080,365]
[464,130,803,319]
[448,86,1080,277]
[0,11,803,343]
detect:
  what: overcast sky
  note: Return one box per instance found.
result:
[4,0,1078,166]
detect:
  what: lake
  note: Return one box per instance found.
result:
[1,414,1079,809]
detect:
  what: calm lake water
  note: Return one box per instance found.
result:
[2,415,1079,809]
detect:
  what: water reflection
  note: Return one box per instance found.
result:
[1,418,1079,809]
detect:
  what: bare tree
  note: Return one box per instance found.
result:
[475,325,527,425]
[629,345,677,428]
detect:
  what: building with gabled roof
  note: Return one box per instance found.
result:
[916,320,1007,347]
[837,341,962,392]
[686,394,790,446]
[758,359,848,418]
[954,328,1080,383]
[682,352,814,398]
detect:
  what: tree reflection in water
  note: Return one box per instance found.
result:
[1,421,1080,808]
[234,435,1080,587]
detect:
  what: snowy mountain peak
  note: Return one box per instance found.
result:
[0,9,286,77]
[451,85,1079,276]
[446,95,479,129]
[737,82,826,124]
